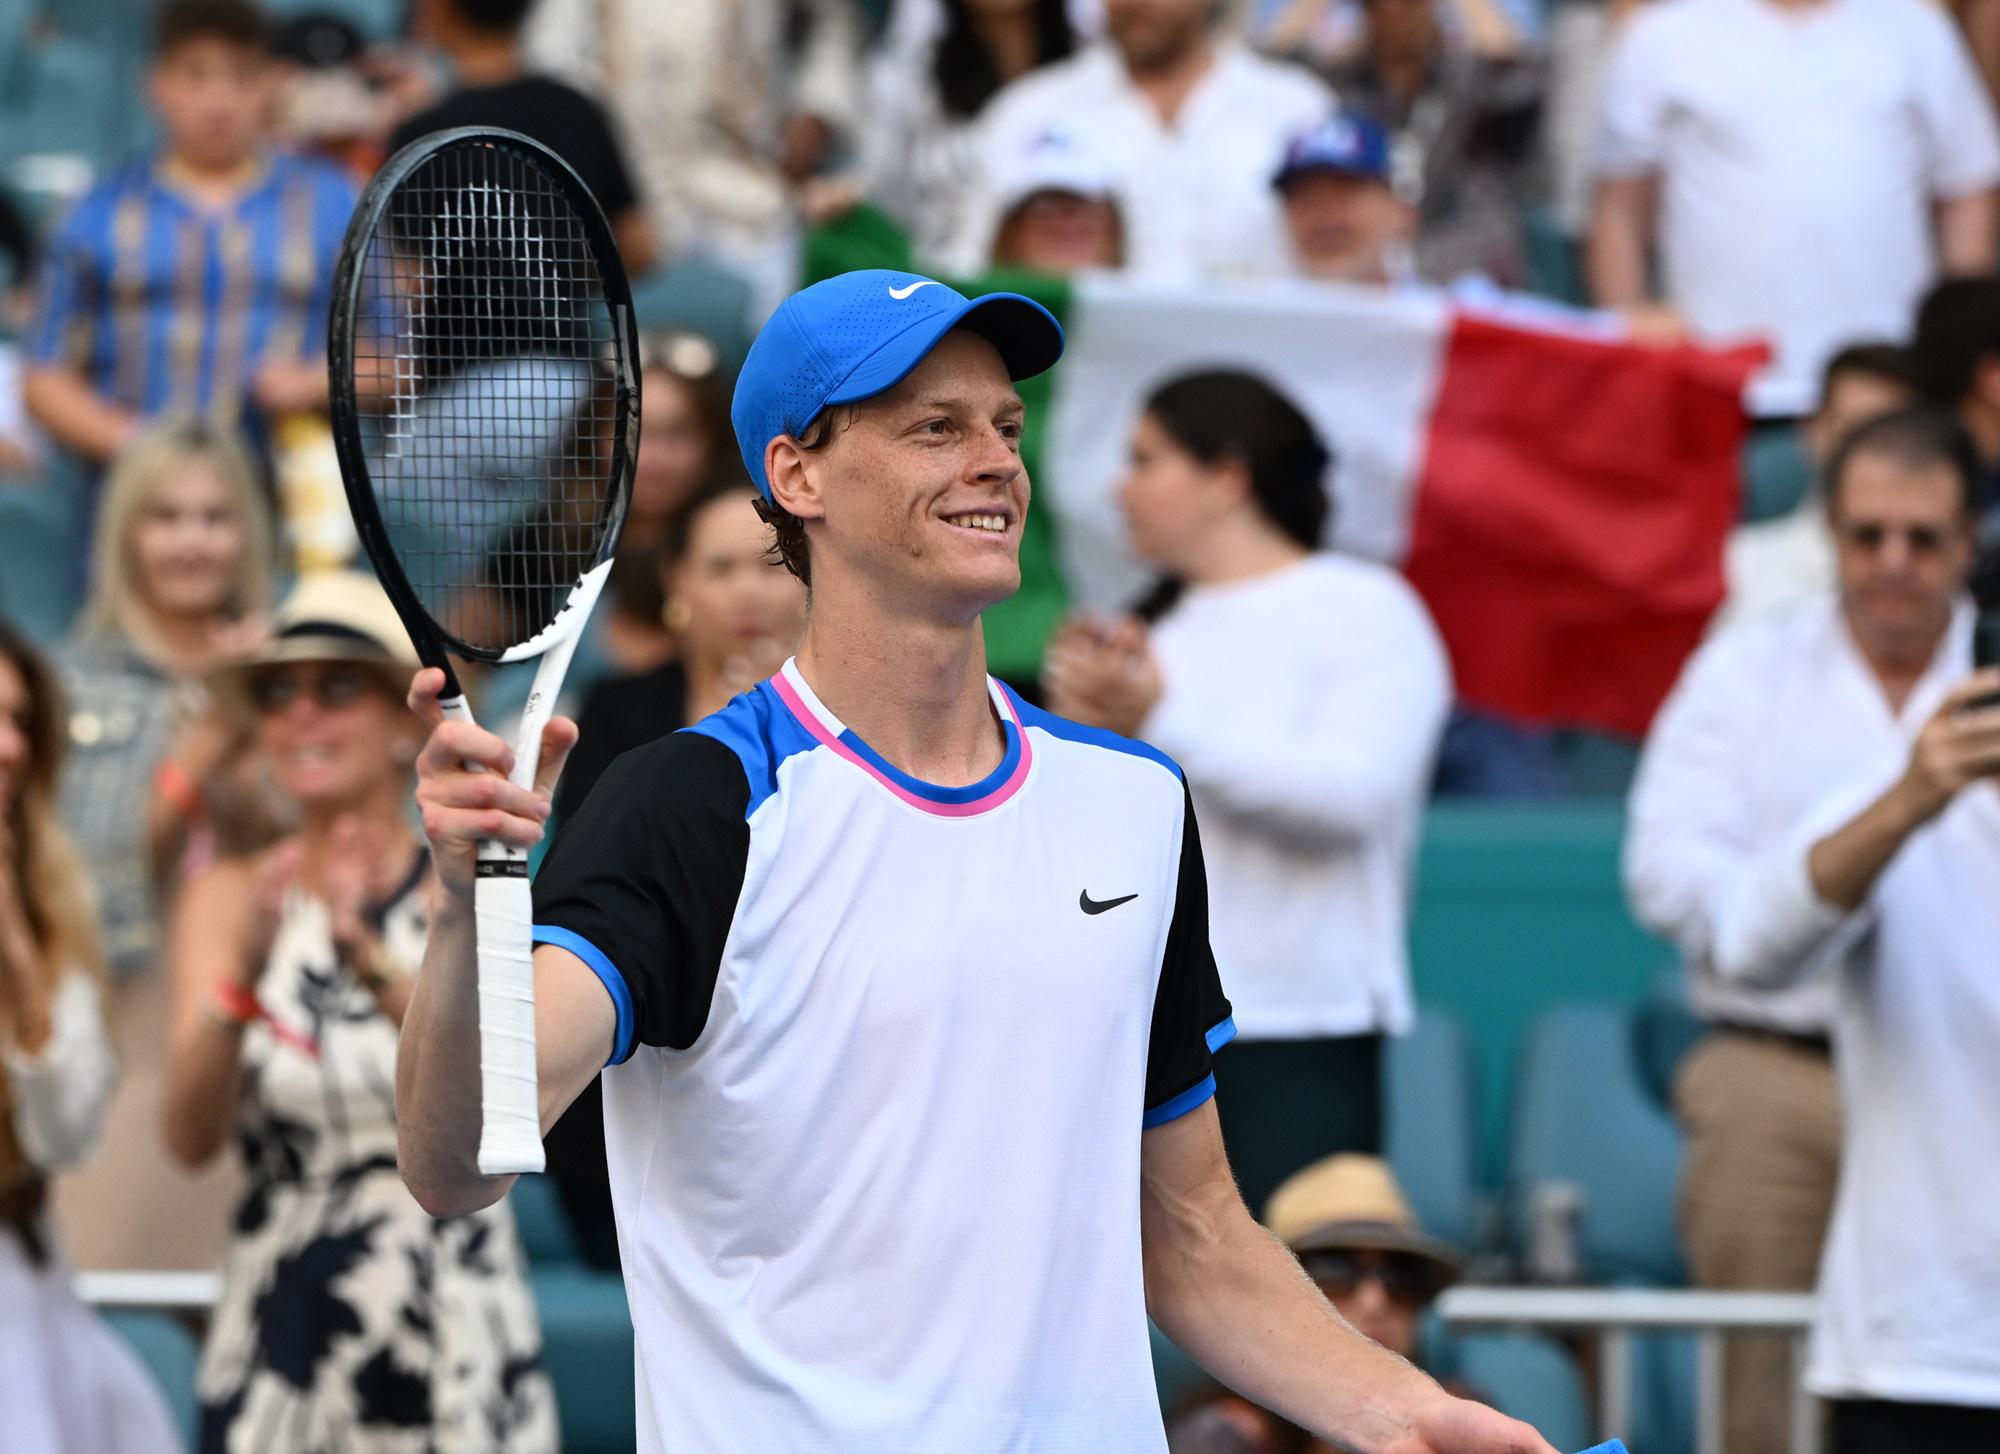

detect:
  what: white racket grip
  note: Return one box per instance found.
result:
[474,869,544,1175]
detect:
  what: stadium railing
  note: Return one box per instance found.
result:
[1439,1284,1819,1454]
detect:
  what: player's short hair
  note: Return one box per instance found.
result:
[754,406,857,589]
[1823,405,1981,519]
[155,0,274,58]
[1818,342,1918,411]
[445,0,538,34]
[1914,277,2000,407]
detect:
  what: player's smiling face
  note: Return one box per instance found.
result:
[787,330,1030,622]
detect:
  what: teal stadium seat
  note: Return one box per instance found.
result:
[0,471,83,644]
[1410,804,1668,1182]
[1507,1002,1683,1286]
[1444,1330,1592,1450]
[264,0,409,41]
[628,260,756,375]
[509,1172,582,1265]
[104,1308,201,1446]
[1739,424,1814,524]
[532,1267,639,1454]
[1384,1006,1480,1253]
[0,33,144,178]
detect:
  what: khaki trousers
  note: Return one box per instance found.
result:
[1675,1031,1841,1454]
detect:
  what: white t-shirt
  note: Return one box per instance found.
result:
[1596,0,2000,416]
[1142,556,1451,1039]
[533,660,1233,1452]
[947,41,1334,280]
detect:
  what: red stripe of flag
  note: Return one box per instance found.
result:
[1401,313,1767,738]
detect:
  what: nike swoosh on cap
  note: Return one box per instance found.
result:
[888,279,941,300]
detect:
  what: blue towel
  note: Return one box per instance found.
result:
[1575,1444,1630,1454]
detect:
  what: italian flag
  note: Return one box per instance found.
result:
[805,212,1763,737]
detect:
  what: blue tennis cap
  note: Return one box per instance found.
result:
[1273,111,1394,190]
[731,269,1065,497]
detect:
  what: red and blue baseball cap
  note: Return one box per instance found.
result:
[731,269,1066,497]
[1273,111,1394,190]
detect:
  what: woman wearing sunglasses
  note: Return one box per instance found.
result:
[161,571,556,1454]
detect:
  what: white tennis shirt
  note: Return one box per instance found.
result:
[533,659,1234,1451]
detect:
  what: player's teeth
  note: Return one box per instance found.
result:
[952,514,1004,532]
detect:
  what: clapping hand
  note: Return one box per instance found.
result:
[1043,614,1163,738]
[234,836,305,990]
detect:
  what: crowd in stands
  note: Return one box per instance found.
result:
[1,0,1998,1449]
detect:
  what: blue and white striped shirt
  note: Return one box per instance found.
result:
[29,151,356,428]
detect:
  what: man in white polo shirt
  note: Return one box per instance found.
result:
[1586,0,2000,418]
[946,0,1334,280]
[1628,406,2000,1452]
[392,269,1556,1453]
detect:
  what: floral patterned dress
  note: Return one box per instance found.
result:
[197,854,558,1454]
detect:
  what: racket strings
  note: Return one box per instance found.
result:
[357,138,623,654]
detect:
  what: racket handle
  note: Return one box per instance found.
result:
[474,859,545,1175]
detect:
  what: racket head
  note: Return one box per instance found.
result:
[329,126,639,669]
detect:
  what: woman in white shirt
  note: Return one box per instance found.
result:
[0,618,184,1453]
[1044,369,1450,1213]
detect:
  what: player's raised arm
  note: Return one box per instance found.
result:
[396,667,614,1217]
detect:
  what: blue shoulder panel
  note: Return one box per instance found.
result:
[683,678,821,820]
[1004,688,1183,781]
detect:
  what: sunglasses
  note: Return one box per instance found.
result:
[247,663,385,716]
[1835,521,1955,556]
[1300,1249,1436,1309]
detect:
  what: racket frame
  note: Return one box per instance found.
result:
[328,126,640,1177]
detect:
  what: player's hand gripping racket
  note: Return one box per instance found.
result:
[329,128,638,1174]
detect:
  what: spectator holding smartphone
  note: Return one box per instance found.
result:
[1627,407,2000,1452]
[0,619,184,1453]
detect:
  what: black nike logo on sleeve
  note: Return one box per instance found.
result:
[1079,890,1139,915]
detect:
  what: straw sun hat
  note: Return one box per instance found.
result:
[208,570,420,717]
[1263,1154,1464,1297]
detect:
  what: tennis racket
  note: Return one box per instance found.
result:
[329,127,638,1175]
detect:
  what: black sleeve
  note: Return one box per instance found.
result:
[549,678,624,830]
[1142,783,1234,1125]
[533,731,749,1060]
[574,94,638,221]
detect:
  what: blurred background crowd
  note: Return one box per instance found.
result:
[2,0,1999,1450]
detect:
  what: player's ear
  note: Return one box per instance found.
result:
[766,436,828,523]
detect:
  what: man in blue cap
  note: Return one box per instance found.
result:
[1276,111,1417,287]
[395,269,1557,1454]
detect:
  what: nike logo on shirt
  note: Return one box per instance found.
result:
[1079,890,1139,915]
[888,279,940,300]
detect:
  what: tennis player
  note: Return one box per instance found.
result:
[396,270,1558,1454]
